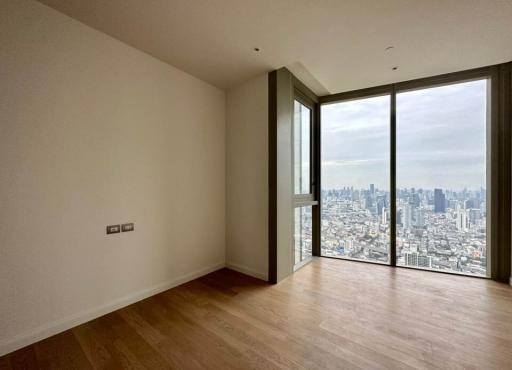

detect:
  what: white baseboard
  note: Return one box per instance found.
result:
[0,261,225,357]
[226,261,268,281]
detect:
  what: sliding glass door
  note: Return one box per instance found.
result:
[321,95,391,264]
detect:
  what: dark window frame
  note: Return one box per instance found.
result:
[292,78,320,269]
[293,93,314,199]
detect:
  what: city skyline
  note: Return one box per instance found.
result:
[321,184,487,276]
[321,185,486,192]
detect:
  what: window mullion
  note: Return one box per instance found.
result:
[390,85,397,267]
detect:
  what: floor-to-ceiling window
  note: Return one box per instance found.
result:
[317,66,507,279]
[270,63,510,283]
[321,95,391,264]
[396,80,488,276]
[293,97,316,268]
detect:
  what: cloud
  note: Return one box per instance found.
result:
[321,79,487,190]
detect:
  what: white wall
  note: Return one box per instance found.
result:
[225,75,268,280]
[0,0,225,355]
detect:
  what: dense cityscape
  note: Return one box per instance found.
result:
[321,185,487,276]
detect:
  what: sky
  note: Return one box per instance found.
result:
[321,79,487,191]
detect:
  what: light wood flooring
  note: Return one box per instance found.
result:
[2,257,512,369]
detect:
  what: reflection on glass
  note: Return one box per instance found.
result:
[321,95,390,263]
[396,79,487,276]
[294,206,312,265]
[294,100,311,195]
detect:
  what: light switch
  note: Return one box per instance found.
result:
[106,225,120,234]
[122,223,134,232]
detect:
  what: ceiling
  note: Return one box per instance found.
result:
[38,0,512,95]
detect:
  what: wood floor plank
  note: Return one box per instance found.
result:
[181,280,419,370]
[0,356,12,370]
[33,330,92,370]
[73,322,125,369]
[132,295,253,370]
[119,305,202,370]
[7,345,39,370]
[2,258,512,369]
[99,312,171,370]
[170,285,406,370]
[158,289,303,370]
[83,313,162,370]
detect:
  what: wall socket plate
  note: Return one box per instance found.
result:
[106,225,121,234]
[122,223,134,232]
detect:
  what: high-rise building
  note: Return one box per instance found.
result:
[456,209,468,231]
[415,208,425,227]
[469,208,481,223]
[403,204,412,229]
[434,188,446,213]
[405,252,418,266]
[405,252,432,268]
[418,255,433,268]
[410,191,420,208]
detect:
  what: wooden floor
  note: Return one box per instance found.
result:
[2,258,512,370]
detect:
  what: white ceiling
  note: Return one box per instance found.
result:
[38,0,512,95]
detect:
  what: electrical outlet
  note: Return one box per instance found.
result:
[106,225,120,234]
[122,223,134,232]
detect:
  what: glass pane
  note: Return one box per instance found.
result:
[294,100,311,194]
[396,79,488,276]
[294,206,312,265]
[321,95,390,263]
